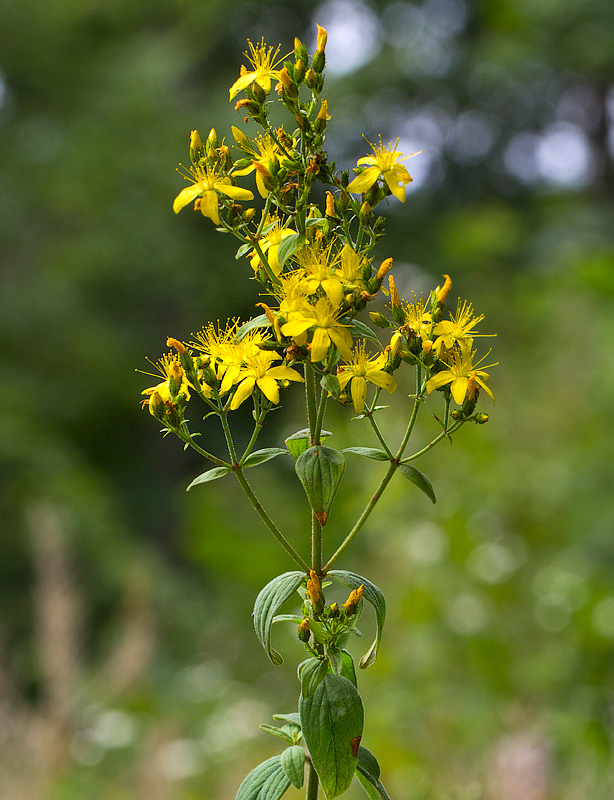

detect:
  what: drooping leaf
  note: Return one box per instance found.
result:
[298,657,328,698]
[254,572,306,664]
[328,571,386,669]
[277,233,306,269]
[186,466,231,490]
[285,428,332,459]
[281,745,306,789]
[235,242,253,260]
[235,755,291,800]
[295,446,345,526]
[355,747,392,800]
[243,448,288,467]
[327,646,343,676]
[273,713,302,727]
[398,463,436,504]
[300,674,364,800]
[342,447,390,461]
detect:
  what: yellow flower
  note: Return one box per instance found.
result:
[401,295,433,339]
[295,240,345,308]
[337,342,397,413]
[249,215,296,276]
[230,348,304,410]
[190,321,265,393]
[432,300,491,357]
[281,298,353,363]
[173,156,254,226]
[140,353,191,415]
[232,128,289,198]
[335,244,367,290]
[426,344,496,405]
[347,137,417,202]
[229,39,287,101]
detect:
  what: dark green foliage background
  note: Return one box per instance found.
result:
[1,0,614,797]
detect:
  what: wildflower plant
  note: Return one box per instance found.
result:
[141,26,497,800]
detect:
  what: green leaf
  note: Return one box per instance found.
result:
[273,713,302,727]
[236,315,271,340]
[327,649,357,687]
[300,674,364,800]
[398,463,436,504]
[235,755,291,800]
[186,466,231,490]
[299,658,329,698]
[327,646,343,676]
[321,373,341,399]
[328,572,386,669]
[356,747,392,800]
[342,447,390,461]
[295,446,345,526]
[347,321,382,346]
[285,428,332,459]
[243,448,288,468]
[259,724,296,745]
[272,614,304,625]
[235,242,253,260]
[277,233,306,269]
[254,572,306,664]
[281,746,306,789]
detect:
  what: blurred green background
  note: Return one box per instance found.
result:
[2,0,614,797]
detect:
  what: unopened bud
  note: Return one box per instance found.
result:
[314,99,329,134]
[307,570,324,612]
[294,38,308,65]
[475,413,489,424]
[206,127,218,154]
[298,618,311,642]
[305,68,317,89]
[369,311,393,329]
[166,337,186,354]
[359,201,371,225]
[316,24,327,54]
[466,371,477,403]
[376,257,393,281]
[390,331,403,358]
[243,207,256,222]
[389,275,400,308]
[325,191,335,218]
[436,274,452,306]
[342,584,364,616]
[329,602,339,618]
[295,58,306,83]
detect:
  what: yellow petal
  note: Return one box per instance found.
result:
[230,376,255,410]
[173,184,202,214]
[328,327,354,361]
[256,375,280,404]
[310,328,331,362]
[346,166,380,195]
[200,189,220,224]
[229,72,256,100]
[366,369,396,394]
[350,376,367,413]
[216,183,254,201]
[426,371,453,395]
[383,170,409,202]
[450,376,468,405]
[267,365,304,382]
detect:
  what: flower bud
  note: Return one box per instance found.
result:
[316,24,327,54]
[436,274,452,306]
[189,130,203,164]
[305,68,317,89]
[167,337,186,354]
[294,38,308,65]
[342,584,364,616]
[329,602,339,618]
[307,570,324,614]
[206,127,218,155]
[376,257,393,281]
[359,201,371,225]
[298,618,311,643]
[390,330,403,358]
[314,99,329,134]
[295,58,306,83]
[369,311,393,329]
[475,413,489,424]
[325,191,336,218]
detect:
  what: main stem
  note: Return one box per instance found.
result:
[306,759,319,800]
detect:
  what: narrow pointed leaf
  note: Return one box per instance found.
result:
[243,448,288,467]
[327,646,343,676]
[254,572,306,664]
[328,571,386,669]
[186,466,231,490]
[321,373,341,399]
[236,242,253,259]
[347,320,382,346]
[259,724,295,745]
[300,674,364,799]
[299,658,328,698]
[285,428,332,459]
[281,745,306,789]
[277,233,306,268]
[235,755,290,800]
[273,713,301,726]
[295,446,345,526]
[326,649,357,687]
[342,447,390,461]
[356,747,392,800]
[236,315,271,340]
[398,463,436,504]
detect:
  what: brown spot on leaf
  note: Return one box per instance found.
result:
[351,736,362,758]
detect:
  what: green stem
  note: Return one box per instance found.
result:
[402,420,464,462]
[311,513,322,575]
[233,467,310,572]
[304,362,317,442]
[396,364,424,459]
[323,461,397,573]
[313,382,328,446]
[182,435,229,468]
[305,759,319,800]
[251,238,280,287]
[219,412,238,465]
[239,407,265,465]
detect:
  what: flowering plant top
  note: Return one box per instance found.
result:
[140,25,496,800]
